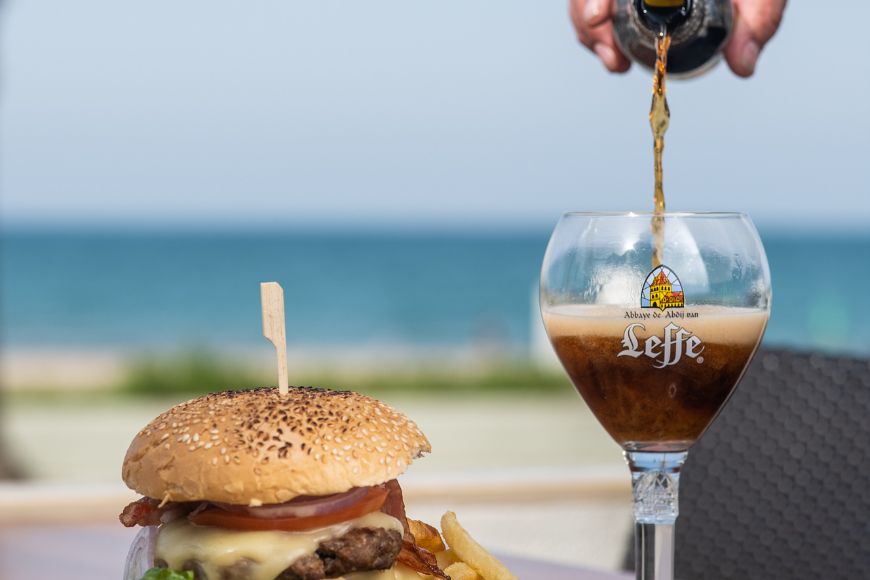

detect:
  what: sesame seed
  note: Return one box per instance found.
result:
[134,387,431,483]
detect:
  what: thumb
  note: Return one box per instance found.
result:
[725,0,787,77]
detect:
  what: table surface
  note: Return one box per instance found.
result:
[0,524,631,580]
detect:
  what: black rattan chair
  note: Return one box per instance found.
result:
[623,348,870,579]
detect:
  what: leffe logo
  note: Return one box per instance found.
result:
[618,322,705,368]
[641,265,684,312]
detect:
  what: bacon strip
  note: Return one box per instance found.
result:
[382,480,449,579]
[119,497,164,527]
[119,497,197,528]
[398,541,449,579]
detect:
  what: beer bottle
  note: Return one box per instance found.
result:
[613,0,733,77]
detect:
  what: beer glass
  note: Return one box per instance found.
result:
[540,212,770,580]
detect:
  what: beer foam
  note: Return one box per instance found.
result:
[542,304,768,345]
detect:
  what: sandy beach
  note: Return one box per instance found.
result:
[1,349,130,391]
[0,344,562,391]
[2,391,624,480]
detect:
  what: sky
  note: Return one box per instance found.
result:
[1,0,868,231]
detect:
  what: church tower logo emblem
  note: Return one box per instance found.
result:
[641,265,685,311]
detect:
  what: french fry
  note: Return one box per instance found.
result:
[434,548,460,569]
[409,518,446,552]
[440,511,518,580]
[444,562,482,580]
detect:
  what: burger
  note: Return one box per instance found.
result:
[120,387,449,580]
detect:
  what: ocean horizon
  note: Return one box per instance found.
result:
[2,228,869,357]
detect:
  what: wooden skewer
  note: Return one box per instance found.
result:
[260,282,289,396]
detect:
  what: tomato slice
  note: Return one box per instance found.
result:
[188,486,389,531]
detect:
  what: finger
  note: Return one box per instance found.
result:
[569,0,614,45]
[725,0,787,77]
[569,1,631,73]
[581,0,613,28]
[724,14,758,77]
[569,0,612,34]
[737,0,787,45]
[592,21,632,73]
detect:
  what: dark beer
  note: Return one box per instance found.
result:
[543,306,767,451]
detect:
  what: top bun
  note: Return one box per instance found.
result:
[122,387,430,505]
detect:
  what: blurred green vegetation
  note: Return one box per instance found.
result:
[118,351,572,397]
[121,352,264,397]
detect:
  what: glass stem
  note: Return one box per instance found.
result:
[625,451,688,580]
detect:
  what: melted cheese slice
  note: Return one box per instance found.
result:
[156,511,417,580]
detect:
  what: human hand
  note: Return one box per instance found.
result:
[568,0,787,77]
[723,0,787,76]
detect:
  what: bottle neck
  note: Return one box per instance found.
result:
[635,0,692,33]
[614,0,732,76]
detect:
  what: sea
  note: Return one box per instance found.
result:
[1,229,869,357]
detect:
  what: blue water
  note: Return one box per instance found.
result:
[2,230,869,355]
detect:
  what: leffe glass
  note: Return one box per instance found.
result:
[540,212,770,580]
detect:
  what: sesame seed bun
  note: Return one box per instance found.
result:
[122,387,431,505]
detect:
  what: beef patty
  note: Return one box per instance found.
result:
[278,527,403,580]
[155,527,403,580]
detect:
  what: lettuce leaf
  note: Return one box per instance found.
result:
[140,568,194,580]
